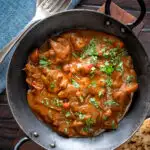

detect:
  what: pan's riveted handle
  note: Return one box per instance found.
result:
[14,137,30,150]
[105,0,146,30]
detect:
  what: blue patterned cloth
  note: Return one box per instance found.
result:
[0,0,81,93]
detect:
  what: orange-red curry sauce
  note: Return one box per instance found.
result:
[25,30,138,137]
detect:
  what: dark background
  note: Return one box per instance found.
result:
[0,0,150,149]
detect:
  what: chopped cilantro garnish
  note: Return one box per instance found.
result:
[52,98,62,107]
[118,48,127,56]
[103,38,114,44]
[112,120,116,129]
[89,97,99,108]
[66,120,70,125]
[71,79,80,88]
[109,48,118,57]
[39,57,50,67]
[42,98,49,106]
[75,112,85,120]
[101,47,107,53]
[72,52,80,58]
[103,116,108,121]
[104,100,119,106]
[90,67,96,73]
[88,81,97,88]
[100,61,114,75]
[103,51,110,58]
[98,90,104,98]
[86,118,95,127]
[105,77,112,87]
[116,61,123,72]
[81,38,98,58]
[50,81,55,89]
[126,75,134,83]
[79,96,84,103]
[56,65,62,70]
[110,56,121,66]
[90,56,98,64]
[64,128,68,134]
[90,67,96,78]
[102,48,118,59]
[82,126,89,132]
[65,111,71,117]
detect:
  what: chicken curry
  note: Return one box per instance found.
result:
[25,30,138,137]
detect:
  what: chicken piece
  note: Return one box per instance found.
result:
[30,48,39,64]
[97,77,107,87]
[120,83,138,94]
[96,43,108,57]
[58,84,78,98]
[104,109,112,117]
[25,64,40,76]
[79,77,90,88]
[71,120,84,127]
[70,101,79,112]
[122,56,133,69]
[41,68,68,93]
[25,64,44,90]
[70,32,89,50]
[77,104,99,121]
[41,49,55,58]
[50,38,71,63]
[113,90,130,106]
[112,71,123,88]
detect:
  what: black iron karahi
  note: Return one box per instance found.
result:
[6,0,150,149]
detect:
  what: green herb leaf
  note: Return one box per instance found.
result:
[105,77,112,87]
[88,81,97,88]
[39,57,50,67]
[103,51,110,58]
[110,56,121,66]
[64,128,68,134]
[75,112,85,120]
[71,79,80,88]
[65,111,71,117]
[81,38,98,58]
[118,48,127,57]
[56,65,62,70]
[103,38,114,44]
[90,67,96,78]
[72,52,80,58]
[101,47,107,53]
[104,100,119,106]
[126,75,134,84]
[50,81,56,89]
[85,118,95,127]
[90,56,98,64]
[116,61,123,72]
[79,96,84,103]
[100,62,114,75]
[98,90,104,98]
[109,48,118,58]
[52,98,62,107]
[66,120,71,125]
[41,98,49,106]
[103,116,108,121]
[89,97,99,108]
[82,126,89,132]
[112,120,116,129]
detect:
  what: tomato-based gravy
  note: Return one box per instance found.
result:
[25,30,138,137]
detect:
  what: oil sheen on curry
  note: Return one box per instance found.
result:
[25,30,138,137]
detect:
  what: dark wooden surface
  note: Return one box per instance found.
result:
[0,0,150,150]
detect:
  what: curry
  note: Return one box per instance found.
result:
[25,30,138,137]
